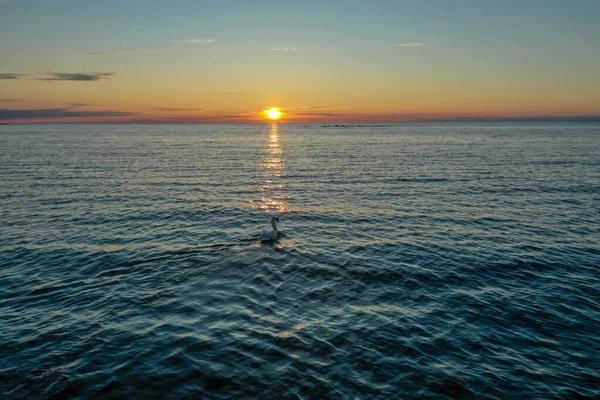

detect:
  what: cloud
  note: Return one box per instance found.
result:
[38,72,116,82]
[88,49,152,56]
[451,115,600,123]
[0,98,18,102]
[295,112,341,116]
[167,39,216,44]
[289,106,329,110]
[0,73,25,80]
[157,114,248,121]
[267,48,300,51]
[286,106,339,116]
[394,43,427,47]
[154,107,202,112]
[0,108,136,121]
[69,103,100,108]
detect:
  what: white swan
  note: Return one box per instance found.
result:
[260,216,280,241]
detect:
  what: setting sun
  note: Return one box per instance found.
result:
[264,108,282,120]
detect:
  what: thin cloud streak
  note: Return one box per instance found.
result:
[451,115,600,123]
[0,108,136,121]
[267,48,300,51]
[88,49,152,56]
[0,74,25,80]
[289,106,331,110]
[0,99,18,102]
[294,112,341,116]
[154,107,202,112]
[167,39,216,44]
[296,113,600,123]
[394,43,427,47]
[69,103,101,108]
[6,110,600,124]
[38,72,116,82]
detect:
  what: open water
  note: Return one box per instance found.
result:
[1,123,599,399]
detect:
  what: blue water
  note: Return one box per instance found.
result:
[1,123,599,399]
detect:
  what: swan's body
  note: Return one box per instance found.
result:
[260,217,280,241]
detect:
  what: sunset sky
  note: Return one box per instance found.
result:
[1,0,599,123]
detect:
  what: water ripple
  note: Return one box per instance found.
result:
[1,124,599,399]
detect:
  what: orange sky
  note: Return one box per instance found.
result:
[1,1,599,123]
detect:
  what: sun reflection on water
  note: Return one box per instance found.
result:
[257,123,289,214]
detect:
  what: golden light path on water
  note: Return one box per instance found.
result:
[253,123,296,251]
[259,123,289,214]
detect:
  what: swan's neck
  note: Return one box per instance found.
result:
[271,220,278,232]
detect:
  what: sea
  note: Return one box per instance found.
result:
[1,123,599,399]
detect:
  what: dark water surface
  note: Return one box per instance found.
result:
[1,124,599,399]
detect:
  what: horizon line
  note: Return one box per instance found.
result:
[3,117,600,125]
[2,111,600,125]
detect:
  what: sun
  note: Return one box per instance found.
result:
[264,107,282,120]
